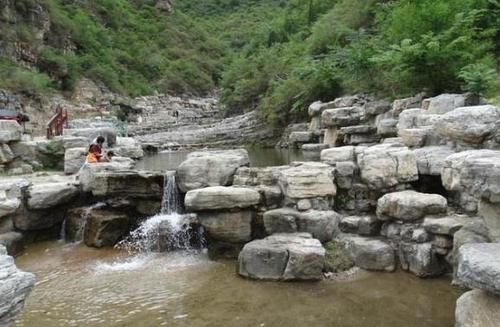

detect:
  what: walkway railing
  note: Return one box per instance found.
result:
[46,105,68,139]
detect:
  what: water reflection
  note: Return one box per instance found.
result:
[15,241,458,327]
[135,147,316,171]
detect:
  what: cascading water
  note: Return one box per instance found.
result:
[61,202,105,243]
[117,172,204,253]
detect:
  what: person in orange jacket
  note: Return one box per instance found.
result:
[85,136,105,163]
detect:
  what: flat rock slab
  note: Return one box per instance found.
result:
[376,190,447,222]
[422,215,472,236]
[185,186,260,211]
[27,182,79,210]
[342,235,395,272]
[455,290,500,327]
[457,243,500,296]
[238,233,325,281]
[320,146,355,165]
[263,208,340,242]
[413,146,455,176]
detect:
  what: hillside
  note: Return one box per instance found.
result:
[0,0,499,126]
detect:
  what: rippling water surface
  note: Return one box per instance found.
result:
[15,241,459,327]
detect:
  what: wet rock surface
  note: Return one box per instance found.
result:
[457,243,500,296]
[341,235,395,272]
[455,290,500,327]
[238,233,325,281]
[0,245,35,326]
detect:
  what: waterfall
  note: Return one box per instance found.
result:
[117,172,204,253]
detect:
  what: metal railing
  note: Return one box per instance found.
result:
[46,105,68,139]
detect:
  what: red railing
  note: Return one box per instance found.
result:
[46,105,68,139]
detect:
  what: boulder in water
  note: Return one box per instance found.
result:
[199,210,253,243]
[0,245,35,326]
[341,235,396,272]
[84,209,130,248]
[238,233,325,281]
[398,242,445,277]
[455,289,500,327]
[26,182,79,210]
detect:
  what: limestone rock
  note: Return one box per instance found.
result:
[339,215,380,236]
[392,93,425,113]
[399,128,430,148]
[357,144,418,189]
[60,136,89,149]
[84,209,129,248]
[64,147,86,174]
[289,131,313,145]
[376,191,447,222]
[413,146,455,176]
[0,120,22,143]
[422,215,472,236]
[455,290,500,327]
[0,144,14,164]
[0,192,20,219]
[320,146,355,165]
[456,243,500,296]
[442,150,500,209]
[199,210,253,243]
[177,149,249,192]
[398,242,445,277]
[64,127,117,147]
[322,107,364,127]
[185,186,260,211]
[0,245,35,326]
[238,233,325,281]
[398,109,426,130]
[111,137,144,159]
[27,182,79,210]
[422,93,476,115]
[342,235,395,272]
[434,105,500,145]
[478,199,500,242]
[263,208,340,242]
[80,165,161,198]
[364,100,392,116]
[301,143,329,152]
[377,118,398,137]
[278,162,336,200]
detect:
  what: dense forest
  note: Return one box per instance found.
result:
[1,0,499,125]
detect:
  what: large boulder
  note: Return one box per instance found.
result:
[342,235,395,272]
[434,105,500,145]
[185,186,260,211]
[398,242,445,277]
[422,93,476,114]
[278,162,336,200]
[322,107,364,127]
[233,167,283,208]
[199,210,253,243]
[442,150,500,210]
[26,182,79,210]
[339,215,380,236]
[478,199,500,241]
[177,149,250,192]
[455,290,500,327]
[0,245,35,326]
[263,208,340,242]
[357,144,418,189]
[84,209,129,248]
[0,120,22,143]
[413,146,455,176]
[456,243,500,296]
[376,191,447,222]
[111,137,144,159]
[238,233,325,281]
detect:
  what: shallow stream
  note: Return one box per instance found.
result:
[15,241,459,327]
